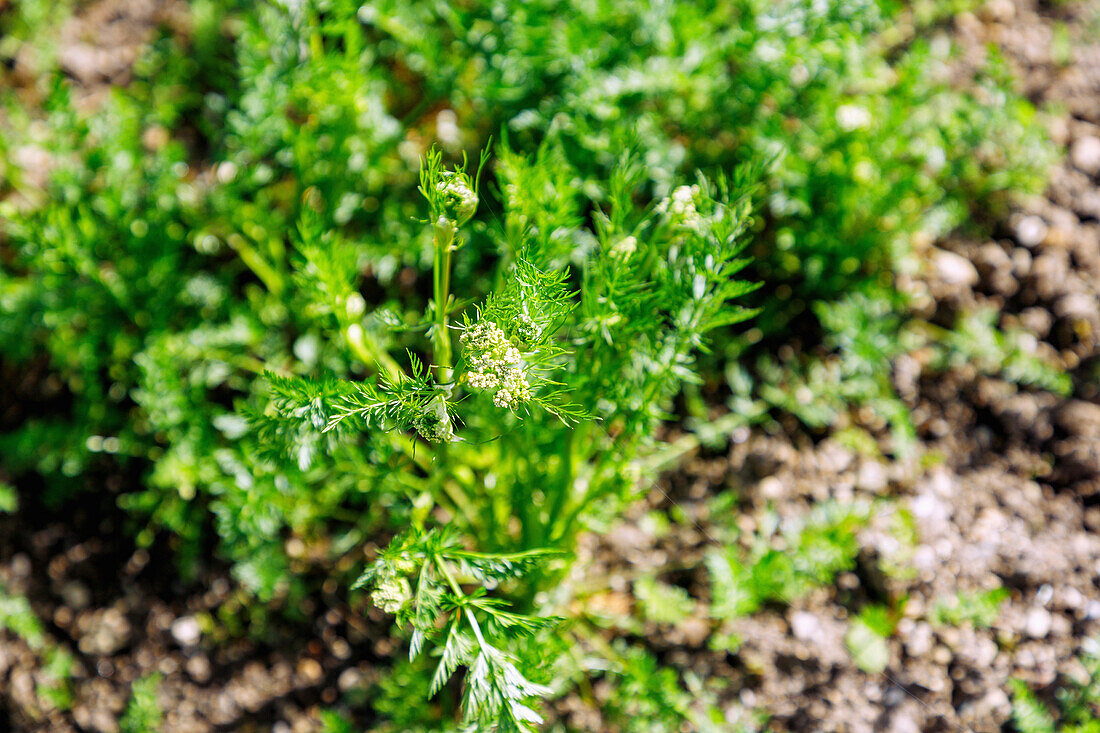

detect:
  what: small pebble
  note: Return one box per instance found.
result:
[186,654,212,683]
[856,461,888,493]
[982,0,1015,21]
[790,611,820,642]
[171,616,202,647]
[677,616,710,647]
[933,249,979,287]
[889,713,921,733]
[1025,607,1052,639]
[10,554,31,579]
[59,581,92,610]
[1070,136,1100,176]
[905,622,933,657]
[759,476,784,499]
[337,667,362,692]
[1056,292,1098,321]
[1016,215,1049,247]
[297,658,323,683]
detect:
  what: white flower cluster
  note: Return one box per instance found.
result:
[656,184,703,232]
[461,320,531,410]
[436,171,478,227]
[412,394,454,443]
[609,235,637,258]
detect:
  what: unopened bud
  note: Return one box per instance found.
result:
[412,393,454,443]
[345,292,366,318]
[436,171,478,227]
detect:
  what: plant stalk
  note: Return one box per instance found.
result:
[432,222,456,384]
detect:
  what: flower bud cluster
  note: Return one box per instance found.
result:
[461,320,531,410]
[370,551,418,614]
[412,393,454,443]
[609,235,637,258]
[436,171,478,227]
[503,182,524,214]
[372,574,411,614]
[656,184,703,233]
[502,182,533,228]
[515,313,540,343]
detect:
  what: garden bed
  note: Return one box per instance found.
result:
[2,0,1099,731]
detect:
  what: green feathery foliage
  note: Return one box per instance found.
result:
[247,147,760,727]
[119,674,164,733]
[1010,642,1100,733]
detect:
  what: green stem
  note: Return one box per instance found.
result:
[549,463,600,546]
[226,233,284,296]
[436,444,482,533]
[551,410,749,544]
[395,434,432,471]
[344,15,362,59]
[432,224,456,383]
[515,431,534,550]
[308,9,324,60]
[203,348,276,377]
[437,558,492,653]
[343,318,403,381]
[540,424,583,546]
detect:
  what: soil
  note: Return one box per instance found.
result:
[568,2,1100,730]
[2,0,1100,731]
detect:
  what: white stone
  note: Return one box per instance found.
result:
[171,616,202,647]
[1056,292,1097,320]
[1025,607,1052,639]
[905,621,934,657]
[59,581,91,610]
[790,611,820,642]
[856,461,888,493]
[933,249,979,286]
[338,667,362,692]
[1070,136,1100,176]
[1016,215,1049,247]
[759,476,784,499]
[890,714,921,733]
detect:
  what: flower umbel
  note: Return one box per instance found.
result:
[461,320,531,410]
[656,184,704,232]
[436,171,479,228]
